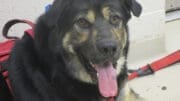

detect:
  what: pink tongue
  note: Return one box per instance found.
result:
[93,62,118,98]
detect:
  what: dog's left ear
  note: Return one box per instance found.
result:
[126,0,142,17]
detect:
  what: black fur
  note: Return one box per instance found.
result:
[5,0,141,101]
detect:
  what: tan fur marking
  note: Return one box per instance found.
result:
[122,29,128,48]
[74,25,89,43]
[63,33,70,48]
[78,32,89,43]
[67,45,75,53]
[71,57,93,83]
[63,32,93,83]
[116,56,125,75]
[92,30,98,38]
[86,10,95,23]
[63,32,75,53]
[102,6,111,20]
[111,28,127,48]
[111,28,122,40]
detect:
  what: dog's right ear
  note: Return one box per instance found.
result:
[126,0,142,17]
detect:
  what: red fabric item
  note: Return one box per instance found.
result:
[0,19,35,97]
[25,29,34,38]
[150,50,180,71]
[0,40,15,62]
[128,50,180,80]
[0,29,34,95]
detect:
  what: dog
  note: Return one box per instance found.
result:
[6,0,143,101]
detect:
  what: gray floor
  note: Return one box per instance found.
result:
[129,54,180,101]
[128,20,180,101]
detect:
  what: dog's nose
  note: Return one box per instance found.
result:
[97,40,117,55]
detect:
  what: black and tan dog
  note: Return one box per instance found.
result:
[6,0,143,101]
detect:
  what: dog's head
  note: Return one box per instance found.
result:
[35,0,141,98]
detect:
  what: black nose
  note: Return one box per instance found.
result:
[97,40,117,55]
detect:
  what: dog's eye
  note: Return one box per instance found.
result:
[77,18,91,28]
[110,15,122,25]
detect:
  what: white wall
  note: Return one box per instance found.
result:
[0,0,53,41]
[129,0,165,41]
[128,0,166,62]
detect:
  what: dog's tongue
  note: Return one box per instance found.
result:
[93,62,118,98]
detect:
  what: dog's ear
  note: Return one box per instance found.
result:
[126,0,142,17]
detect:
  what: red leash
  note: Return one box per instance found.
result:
[128,50,180,80]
